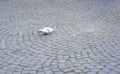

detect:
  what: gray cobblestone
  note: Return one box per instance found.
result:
[29,70,37,74]
[55,71,64,74]
[98,71,108,74]
[45,71,53,74]
[87,72,96,74]
[0,0,120,74]
[13,72,21,74]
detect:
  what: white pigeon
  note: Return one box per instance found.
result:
[38,27,54,35]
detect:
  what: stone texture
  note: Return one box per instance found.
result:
[0,0,120,74]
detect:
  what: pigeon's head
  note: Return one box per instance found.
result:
[38,29,42,33]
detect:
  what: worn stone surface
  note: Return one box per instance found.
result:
[0,0,120,74]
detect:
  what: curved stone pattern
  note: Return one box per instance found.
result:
[0,0,120,74]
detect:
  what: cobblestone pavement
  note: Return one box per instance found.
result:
[0,0,120,74]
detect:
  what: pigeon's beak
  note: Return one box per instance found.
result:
[39,31,41,33]
[38,30,42,33]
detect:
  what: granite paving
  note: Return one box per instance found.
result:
[0,0,120,74]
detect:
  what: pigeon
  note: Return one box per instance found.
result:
[38,27,54,35]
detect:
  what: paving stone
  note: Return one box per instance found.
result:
[0,0,120,74]
[66,72,76,74]
[29,70,37,74]
[108,71,117,74]
[87,72,96,74]
[98,71,108,74]
[45,71,53,74]
[13,72,21,74]
[51,65,60,72]
[0,70,5,74]
[55,71,64,74]
[37,71,45,74]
